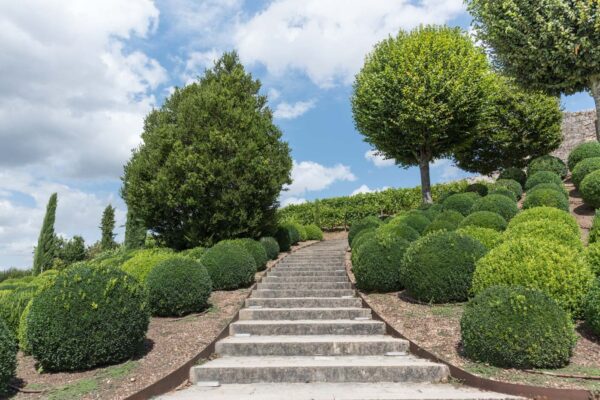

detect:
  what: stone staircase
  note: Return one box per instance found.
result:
[160,239,520,399]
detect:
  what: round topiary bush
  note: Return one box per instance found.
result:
[572,157,600,188]
[580,169,600,208]
[568,141,600,171]
[229,238,268,271]
[498,167,526,186]
[528,182,568,198]
[472,237,594,317]
[422,203,443,220]
[375,222,420,244]
[281,223,301,244]
[260,236,280,260]
[587,243,600,277]
[146,257,212,317]
[461,285,576,369]
[348,216,383,246]
[458,211,507,232]
[466,182,488,197]
[400,231,487,303]
[294,223,308,241]
[584,280,600,337]
[423,210,464,235]
[0,318,16,395]
[470,194,519,221]
[443,193,480,216]
[351,229,378,266]
[523,188,570,212]
[200,241,256,290]
[390,213,430,234]
[527,155,568,179]
[456,227,503,251]
[495,179,523,200]
[121,248,174,283]
[524,171,563,191]
[304,224,324,240]
[488,188,517,202]
[353,236,410,292]
[508,207,579,237]
[24,264,150,371]
[180,246,206,260]
[274,226,292,252]
[504,219,582,250]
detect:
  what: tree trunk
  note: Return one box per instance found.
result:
[590,77,600,140]
[419,158,433,204]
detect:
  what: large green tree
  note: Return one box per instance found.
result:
[122,52,292,249]
[33,193,57,275]
[454,76,563,174]
[352,25,491,203]
[100,205,116,251]
[467,0,600,138]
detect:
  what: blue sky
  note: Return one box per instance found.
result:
[0,0,595,268]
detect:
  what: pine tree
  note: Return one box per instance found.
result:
[33,193,58,275]
[124,208,146,250]
[100,205,116,251]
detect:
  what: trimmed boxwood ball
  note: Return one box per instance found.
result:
[470,194,518,221]
[524,171,563,191]
[461,286,576,369]
[580,169,600,208]
[498,167,526,186]
[180,246,206,260]
[351,229,378,267]
[146,257,212,317]
[281,223,301,244]
[527,155,568,179]
[488,188,517,202]
[584,280,600,337]
[523,188,569,212]
[229,238,268,271]
[528,182,568,198]
[200,241,256,290]
[121,248,174,283]
[443,193,480,216]
[508,207,579,238]
[568,141,600,171]
[260,237,280,260]
[353,236,410,292]
[458,211,507,232]
[274,226,292,252]
[456,227,502,251]
[586,243,600,277]
[472,237,594,317]
[495,179,523,200]
[0,318,16,395]
[24,264,150,371]
[422,203,443,220]
[348,216,383,246]
[572,157,600,188]
[375,222,420,244]
[423,210,464,235]
[304,224,324,240]
[504,219,582,250]
[466,182,488,197]
[389,213,430,234]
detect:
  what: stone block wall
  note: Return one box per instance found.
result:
[552,110,597,161]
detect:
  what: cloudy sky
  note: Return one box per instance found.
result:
[0,0,594,268]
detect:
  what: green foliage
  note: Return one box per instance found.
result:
[351,229,377,262]
[568,142,600,171]
[470,194,518,221]
[0,318,16,395]
[25,264,150,371]
[304,224,324,240]
[375,223,420,244]
[401,231,487,303]
[585,280,600,337]
[56,235,86,267]
[586,244,600,277]
[528,182,568,199]
[524,171,563,191]
[200,241,255,290]
[353,237,409,292]
[581,169,600,208]
[488,188,516,202]
[122,52,292,250]
[443,193,479,216]
[124,209,146,250]
[274,226,291,252]
[461,286,576,369]
[466,182,488,197]
[146,257,212,317]
[458,211,507,232]
[352,25,490,202]
[423,203,444,221]
[591,210,600,244]
[527,155,568,179]
[100,204,117,251]
[348,216,383,246]
[179,246,206,260]
[572,157,600,189]
[280,223,301,245]
[0,286,36,334]
[472,237,594,317]
[504,219,582,250]
[508,207,579,238]
[456,227,503,251]
[121,249,174,283]
[498,168,526,186]
[0,268,32,283]
[388,213,430,234]
[423,210,464,234]
[523,188,569,212]
[229,238,268,271]
[33,193,57,275]
[259,237,280,260]
[494,179,523,200]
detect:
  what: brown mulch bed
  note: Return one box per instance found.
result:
[9,241,317,400]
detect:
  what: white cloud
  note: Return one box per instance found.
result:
[431,158,461,180]
[181,49,221,84]
[351,184,390,196]
[282,160,356,202]
[365,150,395,168]
[273,99,316,119]
[281,197,307,207]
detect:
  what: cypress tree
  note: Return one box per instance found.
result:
[100,205,116,251]
[33,193,58,275]
[124,209,146,250]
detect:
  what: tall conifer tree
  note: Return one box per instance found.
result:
[33,193,58,275]
[100,204,116,251]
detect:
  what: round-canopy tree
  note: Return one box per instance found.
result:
[352,26,491,203]
[467,0,600,138]
[122,52,292,249]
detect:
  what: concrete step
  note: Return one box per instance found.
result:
[267,270,347,277]
[215,335,408,356]
[239,307,370,320]
[252,289,355,298]
[263,276,349,283]
[257,282,351,290]
[230,319,385,335]
[274,265,345,270]
[159,382,523,400]
[190,355,449,384]
[245,297,363,308]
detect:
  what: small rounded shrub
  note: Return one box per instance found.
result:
[229,238,268,271]
[528,182,568,198]
[351,229,378,267]
[400,231,487,303]
[587,243,600,277]
[0,318,16,395]
[438,191,459,203]
[461,286,576,368]
[488,188,517,202]
[443,193,480,216]
[508,207,579,238]
[568,141,600,171]
[121,248,174,283]
[348,216,382,245]
[523,188,569,212]
[495,179,523,199]
[472,237,594,317]
[353,236,410,292]
[423,203,443,220]
[458,211,507,232]
[524,171,563,191]
[180,246,206,260]
[580,169,600,208]
[456,227,503,251]
[527,155,568,179]
[375,222,420,244]
[274,226,292,252]
[200,241,256,290]
[504,219,582,250]
[304,224,324,240]
[470,194,518,221]
[295,224,308,241]
[423,210,464,235]
[466,182,488,197]
[498,167,526,186]
[25,264,150,371]
[390,213,430,234]
[352,228,377,251]
[260,237,280,260]
[572,157,600,188]
[584,280,600,337]
[146,257,212,317]
[281,223,301,244]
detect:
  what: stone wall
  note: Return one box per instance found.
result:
[552,110,597,161]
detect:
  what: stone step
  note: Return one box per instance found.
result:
[267,270,347,277]
[215,335,408,356]
[274,265,344,270]
[257,282,351,290]
[190,355,449,384]
[251,289,355,298]
[245,297,363,308]
[239,307,370,320]
[230,319,385,335]
[263,276,349,283]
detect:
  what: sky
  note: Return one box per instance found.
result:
[0,0,595,269]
